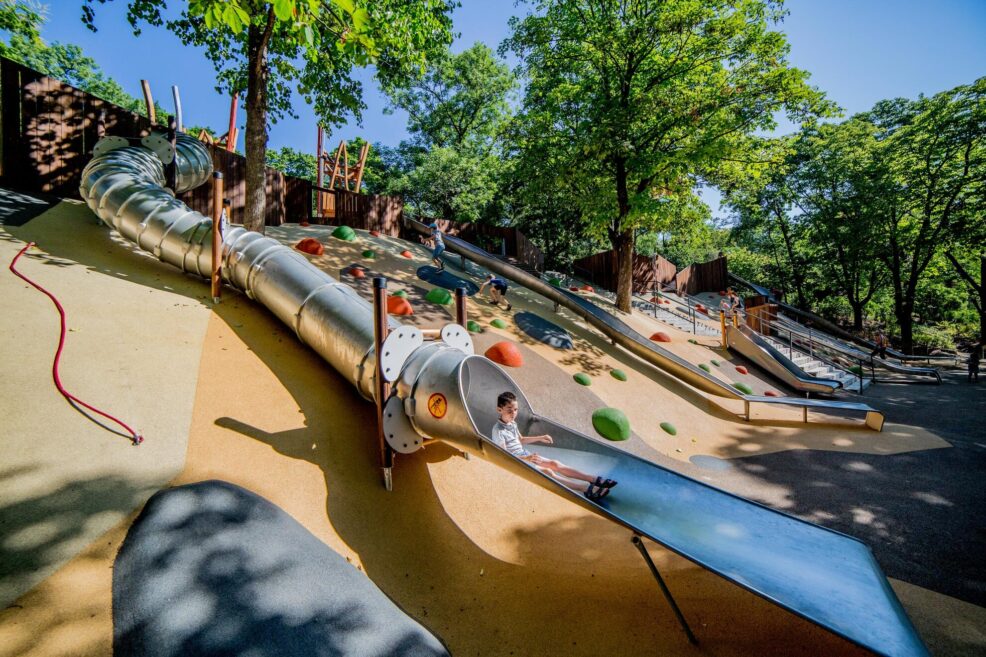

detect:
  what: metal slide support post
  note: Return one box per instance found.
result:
[373,277,394,491]
[316,126,324,215]
[720,311,728,350]
[211,171,224,302]
[631,535,698,645]
[171,85,183,132]
[455,286,467,326]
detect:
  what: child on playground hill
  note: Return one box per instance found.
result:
[871,330,890,359]
[478,273,512,311]
[428,222,445,271]
[491,391,616,501]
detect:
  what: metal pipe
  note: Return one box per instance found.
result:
[171,85,183,132]
[455,286,467,326]
[373,276,393,489]
[211,171,223,302]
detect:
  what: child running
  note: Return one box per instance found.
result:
[478,273,512,311]
[428,222,445,271]
[491,391,616,501]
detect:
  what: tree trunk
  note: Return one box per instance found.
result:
[897,301,914,354]
[850,300,864,331]
[612,158,633,313]
[243,8,276,234]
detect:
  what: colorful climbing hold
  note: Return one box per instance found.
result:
[610,369,627,381]
[369,229,381,237]
[849,365,863,375]
[688,338,698,345]
[350,268,366,279]
[425,288,453,305]
[490,319,508,329]
[735,365,749,375]
[485,341,523,367]
[549,277,562,287]
[386,296,414,316]
[570,286,580,292]
[400,250,413,259]
[573,373,591,386]
[764,390,780,397]
[580,285,594,293]
[719,290,726,296]
[699,363,711,373]
[300,221,310,227]
[650,296,660,303]
[362,249,376,259]
[466,320,483,333]
[733,382,754,395]
[660,422,677,436]
[592,408,630,441]
[392,289,408,298]
[295,237,324,256]
[711,359,721,367]
[649,332,672,343]
[331,225,356,241]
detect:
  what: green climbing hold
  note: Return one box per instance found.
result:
[491,319,508,329]
[610,369,627,382]
[573,373,591,386]
[688,339,698,345]
[549,277,562,287]
[392,289,408,298]
[699,363,711,373]
[849,365,863,375]
[425,288,453,305]
[711,359,721,367]
[362,249,375,259]
[466,320,483,333]
[733,382,754,395]
[591,408,630,441]
[660,422,677,436]
[331,225,356,241]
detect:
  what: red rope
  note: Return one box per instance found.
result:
[9,242,143,445]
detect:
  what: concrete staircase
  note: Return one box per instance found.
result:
[761,335,870,392]
[631,299,721,337]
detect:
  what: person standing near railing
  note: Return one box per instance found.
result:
[871,330,890,359]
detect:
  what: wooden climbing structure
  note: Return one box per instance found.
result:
[315,126,370,218]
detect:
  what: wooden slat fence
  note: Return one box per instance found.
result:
[411,217,544,272]
[675,256,728,296]
[313,187,403,236]
[573,250,680,293]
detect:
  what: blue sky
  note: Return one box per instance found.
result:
[35,0,986,211]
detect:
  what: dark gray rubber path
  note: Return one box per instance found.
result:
[703,371,986,607]
[416,265,479,295]
[513,311,573,349]
[113,480,450,657]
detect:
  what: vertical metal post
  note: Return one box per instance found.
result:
[166,117,177,191]
[455,286,467,326]
[631,535,698,644]
[171,85,183,132]
[140,79,155,125]
[720,310,728,349]
[373,277,394,490]
[211,171,223,303]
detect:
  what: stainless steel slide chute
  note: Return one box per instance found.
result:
[395,351,928,657]
[724,324,843,394]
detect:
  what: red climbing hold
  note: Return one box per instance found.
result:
[387,296,414,316]
[719,290,726,296]
[295,238,324,256]
[649,332,672,343]
[696,304,708,315]
[400,250,413,258]
[350,267,366,279]
[764,390,780,397]
[736,365,749,375]
[485,341,524,367]
[370,230,381,237]
[300,221,310,227]
[580,285,594,292]
[570,286,580,292]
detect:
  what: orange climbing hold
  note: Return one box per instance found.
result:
[696,304,708,314]
[387,296,414,315]
[580,285,594,292]
[300,221,310,227]
[350,267,366,279]
[400,250,413,258]
[764,390,780,397]
[485,341,524,368]
[736,365,749,375]
[649,332,672,343]
[370,230,381,237]
[295,238,324,256]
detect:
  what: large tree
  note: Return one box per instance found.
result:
[507,0,829,312]
[868,78,986,352]
[83,0,454,232]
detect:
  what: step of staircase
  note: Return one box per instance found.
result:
[762,336,872,391]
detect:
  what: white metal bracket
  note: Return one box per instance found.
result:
[381,325,423,382]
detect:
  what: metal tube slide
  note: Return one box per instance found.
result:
[725,324,843,393]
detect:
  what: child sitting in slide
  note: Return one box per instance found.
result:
[491,391,616,502]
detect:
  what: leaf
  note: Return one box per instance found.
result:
[273,0,294,22]
[222,5,243,33]
[351,8,370,32]
[334,0,356,15]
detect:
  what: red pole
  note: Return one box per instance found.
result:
[455,286,467,326]
[226,92,239,152]
[372,276,393,490]
[211,171,224,302]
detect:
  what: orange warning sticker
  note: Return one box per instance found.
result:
[428,393,448,419]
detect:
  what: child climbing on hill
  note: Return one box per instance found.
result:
[428,222,445,271]
[491,391,616,502]
[479,273,512,311]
